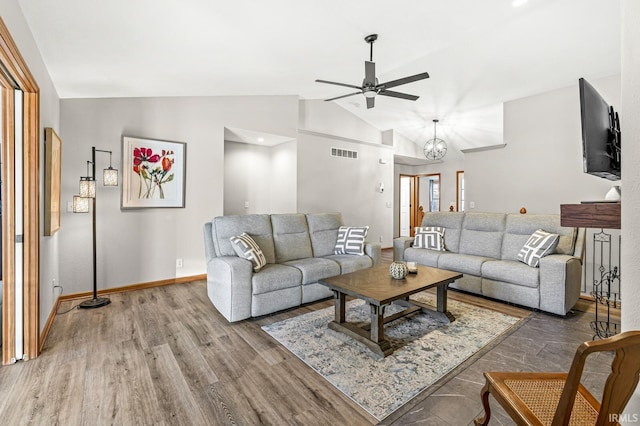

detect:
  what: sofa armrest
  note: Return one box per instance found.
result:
[393,237,413,261]
[365,242,382,266]
[539,254,582,316]
[206,256,254,322]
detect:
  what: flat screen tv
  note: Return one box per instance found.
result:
[579,77,621,181]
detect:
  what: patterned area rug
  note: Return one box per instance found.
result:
[262,292,524,421]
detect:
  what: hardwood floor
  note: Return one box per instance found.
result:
[0,253,614,425]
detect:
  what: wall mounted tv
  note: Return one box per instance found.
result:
[579,77,621,181]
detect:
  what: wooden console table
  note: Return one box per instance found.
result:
[560,202,621,339]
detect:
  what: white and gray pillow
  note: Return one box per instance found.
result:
[230,232,267,272]
[334,226,369,255]
[413,226,446,251]
[517,229,559,267]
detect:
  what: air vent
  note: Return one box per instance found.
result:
[330,147,358,159]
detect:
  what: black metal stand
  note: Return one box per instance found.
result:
[78,147,111,310]
[589,229,620,339]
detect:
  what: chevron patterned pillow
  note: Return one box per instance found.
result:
[334,226,369,255]
[413,226,446,251]
[517,229,559,267]
[230,232,267,272]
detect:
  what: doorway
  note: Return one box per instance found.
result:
[399,173,441,237]
[0,18,41,364]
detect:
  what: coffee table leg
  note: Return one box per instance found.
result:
[370,304,385,343]
[334,291,346,323]
[437,283,455,322]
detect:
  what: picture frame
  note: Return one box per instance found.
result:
[44,128,62,236]
[121,136,187,209]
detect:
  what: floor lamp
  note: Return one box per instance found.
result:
[72,147,118,309]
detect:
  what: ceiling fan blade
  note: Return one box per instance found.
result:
[378,90,419,101]
[364,61,376,85]
[324,91,361,102]
[366,97,375,109]
[315,79,363,90]
[378,72,430,89]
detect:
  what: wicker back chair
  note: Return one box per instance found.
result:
[474,330,640,426]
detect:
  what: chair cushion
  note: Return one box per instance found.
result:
[438,252,494,276]
[324,254,373,274]
[282,258,340,285]
[403,247,442,268]
[212,214,275,264]
[306,212,343,257]
[252,264,302,295]
[482,260,540,288]
[421,212,465,253]
[271,213,313,262]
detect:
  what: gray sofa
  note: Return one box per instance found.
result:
[393,212,585,316]
[204,212,381,322]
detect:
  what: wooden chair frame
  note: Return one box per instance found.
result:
[475,330,640,426]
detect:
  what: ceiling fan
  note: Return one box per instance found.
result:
[316,34,430,109]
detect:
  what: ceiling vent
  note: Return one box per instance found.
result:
[331,147,358,159]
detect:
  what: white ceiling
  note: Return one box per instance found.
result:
[18,0,621,154]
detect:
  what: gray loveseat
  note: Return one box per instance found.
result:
[204,212,381,322]
[393,212,585,316]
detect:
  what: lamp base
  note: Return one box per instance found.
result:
[78,297,111,309]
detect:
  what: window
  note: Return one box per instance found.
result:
[456,171,465,212]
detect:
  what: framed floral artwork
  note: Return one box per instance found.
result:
[121,136,186,209]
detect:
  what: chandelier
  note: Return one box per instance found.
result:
[423,119,447,160]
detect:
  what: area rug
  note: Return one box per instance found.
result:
[262,292,524,421]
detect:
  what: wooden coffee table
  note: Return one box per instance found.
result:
[318,263,463,358]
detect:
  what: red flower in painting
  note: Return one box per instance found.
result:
[132,146,175,200]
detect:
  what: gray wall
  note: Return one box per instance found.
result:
[60,95,299,289]
[1,1,61,332]
[465,75,620,215]
[223,140,297,215]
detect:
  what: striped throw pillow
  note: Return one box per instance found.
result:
[517,229,559,267]
[334,226,369,256]
[413,226,446,251]
[230,233,267,272]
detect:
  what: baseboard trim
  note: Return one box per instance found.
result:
[39,274,206,353]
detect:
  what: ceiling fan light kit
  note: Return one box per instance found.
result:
[424,119,447,160]
[316,34,430,109]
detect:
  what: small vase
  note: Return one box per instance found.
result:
[389,261,408,280]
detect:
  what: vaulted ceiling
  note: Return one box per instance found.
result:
[18,0,621,154]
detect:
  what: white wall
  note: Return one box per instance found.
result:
[223,140,297,215]
[60,95,298,289]
[466,75,620,215]
[1,1,61,332]
[621,0,640,418]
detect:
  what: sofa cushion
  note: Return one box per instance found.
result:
[438,252,494,276]
[421,212,465,253]
[229,233,267,272]
[271,214,313,262]
[324,254,373,274]
[306,212,344,257]
[252,264,302,295]
[403,247,441,268]
[458,212,506,259]
[502,214,576,260]
[213,214,276,264]
[334,226,369,255]
[413,226,445,250]
[283,258,341,285]
[482,260,540,288]
[517,229,560,267]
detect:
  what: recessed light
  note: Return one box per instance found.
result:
[257,137,265,143]
[512,0,528,7]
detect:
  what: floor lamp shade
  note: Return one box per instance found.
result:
[73,196,89,213]
[79,177,96,198]
[103,167,118,186]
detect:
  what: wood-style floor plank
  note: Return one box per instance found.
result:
[0,256,608,425]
